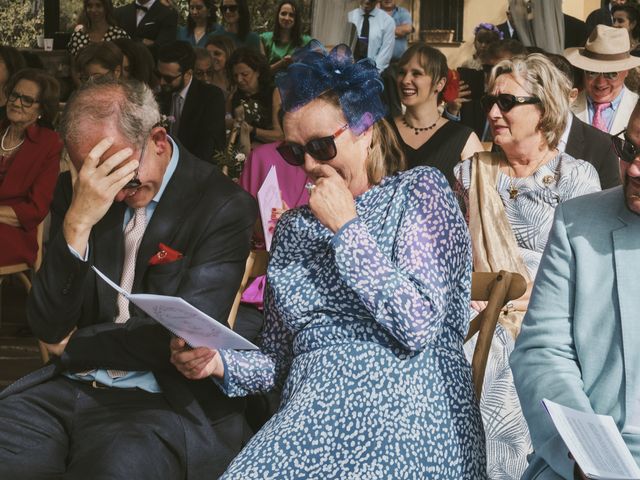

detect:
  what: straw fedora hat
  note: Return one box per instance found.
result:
[565,24,640,72]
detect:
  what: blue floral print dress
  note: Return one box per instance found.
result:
[218,167,487,479]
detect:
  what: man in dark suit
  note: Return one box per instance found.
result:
[497,8,518,40]
[114,0,177,49]
[157,41,226,163]
[565,114,620,189]
[586,0,626,33]
[0,78,257,479]
[563,14,588,49]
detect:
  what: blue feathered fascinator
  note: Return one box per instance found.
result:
[276,40,386,135]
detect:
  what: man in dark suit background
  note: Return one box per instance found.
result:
[157,41,226,163]
[497,8,519,40]
[114,0,177,49]
[0,78,257,479]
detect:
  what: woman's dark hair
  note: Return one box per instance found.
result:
[83,0,118,28]
[612,4,640,41]
[75,41,123,73]
[227,47,271,87]
[112,37,158,88]
[4,68,60,128]
[205,35,236,62]
[272,1,303,47]
[0,46,27,86]
[220,0,251,40]
[187,0,218,35]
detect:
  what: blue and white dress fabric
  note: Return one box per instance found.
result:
[456,152,601,279]
[455,152,600,480]
[218,167,487,479]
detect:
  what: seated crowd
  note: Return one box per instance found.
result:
[0,0,639,479]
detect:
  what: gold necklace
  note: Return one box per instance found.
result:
[504,150,554,199]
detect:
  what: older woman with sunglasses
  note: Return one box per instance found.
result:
[453,53,600,479]
[0,68,62,268]
[170,42,486,478]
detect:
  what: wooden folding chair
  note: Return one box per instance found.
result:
[466,270,527,400]
[227,250,269,329]
[0,222,50,363]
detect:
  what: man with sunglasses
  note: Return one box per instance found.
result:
[156,41,226,163]
[511,103,640,479]
[0,78,257,479]
[566,25,640,134]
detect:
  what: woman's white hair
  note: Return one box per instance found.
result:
[488,53,571,149]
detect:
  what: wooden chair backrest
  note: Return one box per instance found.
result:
[227,250,269,329]
[467,270,527,400]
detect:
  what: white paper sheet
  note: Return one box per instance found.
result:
[92,266,257,351]
[256,165,282,252]
[543,399,640,480]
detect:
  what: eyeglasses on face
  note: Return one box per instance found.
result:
[481,93,541,113]
[221,5,238,13]
[194,68,214,79]
[8,91,40,108]
[276,124,349,166]
[123,138,148,190]
[585,71,619,80]
[155,70,183,83]
[611,129,640,163]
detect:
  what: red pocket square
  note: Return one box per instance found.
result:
[149,243,183,265]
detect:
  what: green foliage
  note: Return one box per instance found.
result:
[0,0,313,48]
[0,1,44,48]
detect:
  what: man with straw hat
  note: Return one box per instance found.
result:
[566,24,640,133]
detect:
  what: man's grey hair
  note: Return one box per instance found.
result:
[60,77,161,149]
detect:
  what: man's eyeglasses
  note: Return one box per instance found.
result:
[481,93,541,113]
[155,70,183,83]
[611,129,640,163]
[585,71,619,80]
[194,68,214,80]
[276,124,349,166]
[221,5,238,13]
[123,138,148,189]
[8,91,40,108]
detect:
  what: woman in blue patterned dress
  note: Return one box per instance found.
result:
[171,42,486,479]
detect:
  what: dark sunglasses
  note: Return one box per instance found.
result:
[585,71,619,80]
[221,5,238,12]
[277,124,349,166]
[611,129,639,163]
[481,93,541,113]
[8,91,40,108]
[154,70,183,83]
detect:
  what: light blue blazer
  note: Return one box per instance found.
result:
[511,186,640,479]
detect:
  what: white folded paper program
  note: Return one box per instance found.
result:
[257,165,282,252]
[92,266,258,351]
[543,399,640,480]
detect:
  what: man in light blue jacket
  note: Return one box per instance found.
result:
[511,103,640,479]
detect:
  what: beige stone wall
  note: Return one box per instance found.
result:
[410,0,603,69]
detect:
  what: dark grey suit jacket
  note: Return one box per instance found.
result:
[9,144,257,479]
[158,79,226,163]
[565,114,620,190]
[114,1,177,47]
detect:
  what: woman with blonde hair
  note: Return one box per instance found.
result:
[454,53,601,479]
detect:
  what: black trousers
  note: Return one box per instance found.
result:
[0,377,187,480]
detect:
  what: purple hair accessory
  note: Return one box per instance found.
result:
[473,22,504,40]
[276,40,386,135]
